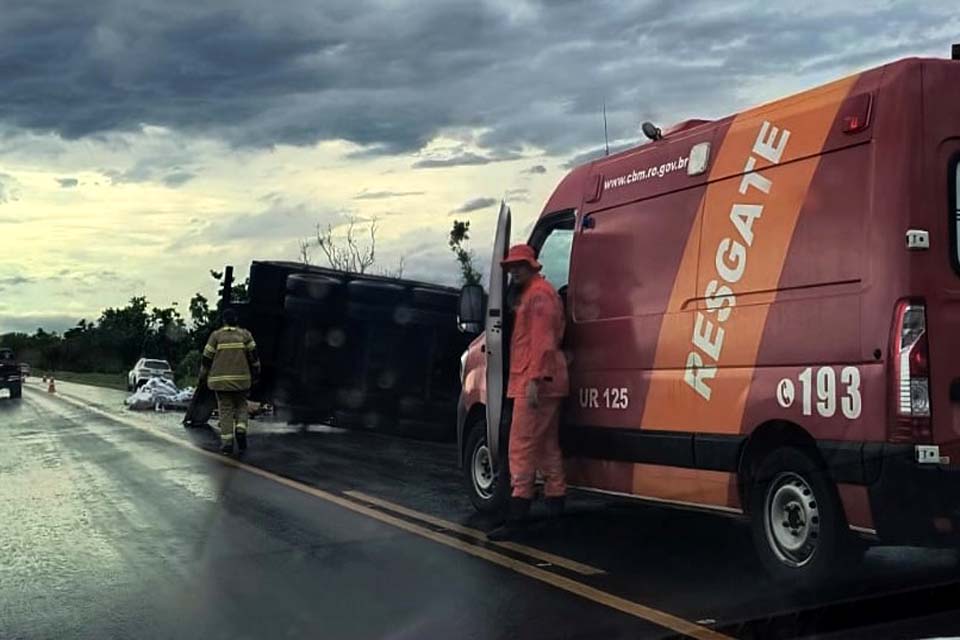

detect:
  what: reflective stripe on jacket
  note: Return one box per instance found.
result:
[506,275,569,399]
[204,326,259,391]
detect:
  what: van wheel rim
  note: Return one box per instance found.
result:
[765,472,820,568]
[472,443,495,499]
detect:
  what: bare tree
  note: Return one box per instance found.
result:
[298,238,313,266]
[307,215,379,274]
[378,255,406,279]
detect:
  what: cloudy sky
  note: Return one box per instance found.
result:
[0,0,956,333]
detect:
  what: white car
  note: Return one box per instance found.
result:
[127,358,174,391]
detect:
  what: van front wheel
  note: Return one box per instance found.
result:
[463,416,510,514]
[749,447,848,586]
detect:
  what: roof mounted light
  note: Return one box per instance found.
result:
[641,121,662,141]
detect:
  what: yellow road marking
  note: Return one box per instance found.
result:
[32,386,731,640]
[344,489,605,576]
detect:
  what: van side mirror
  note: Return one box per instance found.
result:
[458,284,486,334]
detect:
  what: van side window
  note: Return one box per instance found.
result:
[535,223,574,290]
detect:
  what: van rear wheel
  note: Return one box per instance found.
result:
[749,447,849,586]
[463,416,509,514]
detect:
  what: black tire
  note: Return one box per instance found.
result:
[249,261,307,309]
[286,273,342,301]
[410,287,458,310]
[463,415,510,514]
[346,279,407,305]
[283,295,340,322]
[398,305,453,327]
[749,447,852,586]
[10,383,22,399]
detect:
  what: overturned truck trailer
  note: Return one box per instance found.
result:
[237,261,469,439]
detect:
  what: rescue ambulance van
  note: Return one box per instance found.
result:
[457,49,960,582]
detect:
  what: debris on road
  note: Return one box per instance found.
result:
[125,377,194,411]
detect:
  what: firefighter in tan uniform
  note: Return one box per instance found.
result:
[199,308,261,455]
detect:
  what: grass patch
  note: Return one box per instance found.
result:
[37,371,128,391]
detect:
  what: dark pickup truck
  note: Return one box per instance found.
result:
[0,348,22,399]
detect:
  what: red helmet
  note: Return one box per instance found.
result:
[500,244,542,270]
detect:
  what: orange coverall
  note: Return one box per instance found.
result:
[506,274,569,499]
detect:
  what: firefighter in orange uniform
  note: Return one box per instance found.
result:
[488,244,569,541]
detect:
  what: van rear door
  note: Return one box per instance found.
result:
[921,60,960,455]
[485,202,511,466]
[930,141,960,455]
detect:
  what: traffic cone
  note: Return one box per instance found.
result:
[47,377,56,393]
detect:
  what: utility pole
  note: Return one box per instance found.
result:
[603,101,610,156]
[218,265,234,310]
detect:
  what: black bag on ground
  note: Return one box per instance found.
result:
[183,377,217,428]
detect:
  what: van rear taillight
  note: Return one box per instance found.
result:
[889,299,932,442]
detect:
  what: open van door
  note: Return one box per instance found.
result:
[486,201,511,467]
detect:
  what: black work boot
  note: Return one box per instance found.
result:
[545,496,566,518]
[487,498,532,541]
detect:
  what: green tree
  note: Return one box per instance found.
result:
[96,297,150,371]
[1,270,252,378]
[449,220,482,286]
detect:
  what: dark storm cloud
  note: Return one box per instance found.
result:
[450,197,497,215]
[161,171,195,187]
[104,154,197,187]
[353,190,425,200]
[505,188,530,203]
[0,276,33,287]
[523,165,547,175]
[0,1,955,160]
[173,198,341,248]
[412,150,522,169]
[562,140,641,169]
[0,313,82,335]
[57,177,79,188]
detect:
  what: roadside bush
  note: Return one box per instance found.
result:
[176,349,201,388]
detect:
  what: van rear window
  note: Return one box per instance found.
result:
[954,159,960,274]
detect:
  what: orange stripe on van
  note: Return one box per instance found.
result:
[641,73,861,437]
[630,465,741,511]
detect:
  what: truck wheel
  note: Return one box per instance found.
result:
[749,447,847,586]
[346,280,407,306]
[10,383,22,399]
[286,273,343,301]
[283,295,340,322]
[463,416,510,514]
[410,287,458,310]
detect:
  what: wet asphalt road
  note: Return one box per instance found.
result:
[3,380,960,639]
